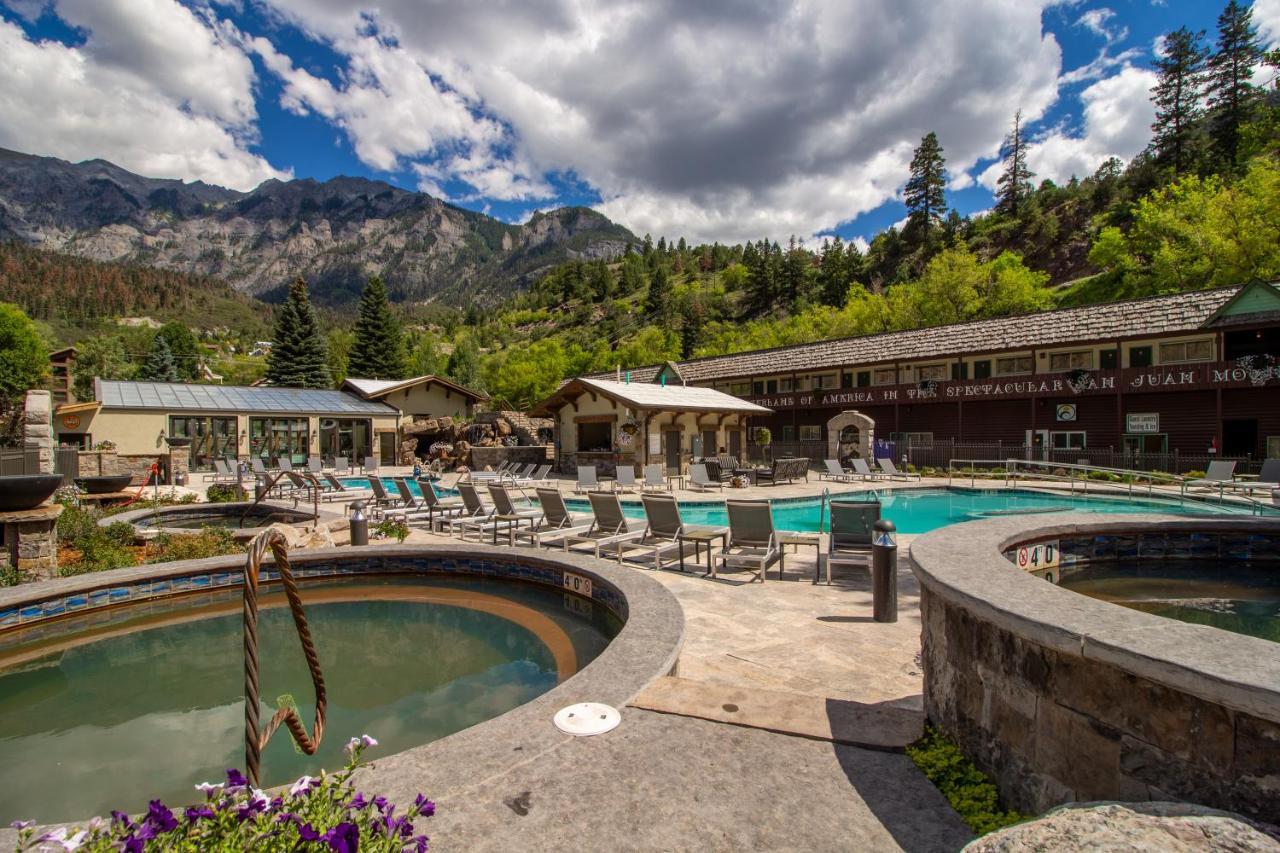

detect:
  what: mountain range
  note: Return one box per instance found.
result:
[0,147,637,307]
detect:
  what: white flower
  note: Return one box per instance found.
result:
[360,734,379,748]
[36,828,87,851]
[249,788,270,808]
[289,775,319,796]
[194,782,224,795]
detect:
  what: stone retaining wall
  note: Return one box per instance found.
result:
[910,514,1280,824]
[469,445,551,471]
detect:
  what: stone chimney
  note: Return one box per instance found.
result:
[23,390,54,474]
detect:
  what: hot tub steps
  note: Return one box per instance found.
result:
[629,676,922,751]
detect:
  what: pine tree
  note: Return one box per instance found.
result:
[644,263,672,321]
[445,335,480,389]
[1206,0,1263,171]
[681,300,705,359]
[1151,27,1209,174]
[138,335,180,383]
[996,110,1035,216]
[347,277,406,379]
[819,237,849,307]
[904,132,947,232]
[265,277,332,389]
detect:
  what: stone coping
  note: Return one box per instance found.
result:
[0,503,63,523]
[910,513,1280,725]
[0,544,684,828]
[105,501,346,538]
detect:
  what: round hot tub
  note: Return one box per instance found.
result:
[109,501,339,541]
[0,545,681,824]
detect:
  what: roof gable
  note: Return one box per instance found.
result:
[531,378,771,417]
[1202,280,1280,327]
[342,375,488,401]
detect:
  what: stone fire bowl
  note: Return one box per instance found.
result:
[74,474,134,494]
[0,474,64,511]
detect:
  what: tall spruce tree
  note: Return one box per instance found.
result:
[138,335,180,383]
[904,132,947,232]
[1151,27,1209,174]
[347,277,406,379]
[995,110,1035,216]
[265,277,332,388]
[1206,0,1263,171]
[644,263,672,321]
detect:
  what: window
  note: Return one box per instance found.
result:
[577,421,612,451]
[798,425,822,441]
[249,417,309,464]
[781,425,796,442]
[973,360,992,379]
[320,418,371,461]
[1128,346,1152,368]
[1050,431,1086,450]
[995,356,1033,375]
[171,415,237,470]
[752,381,765,394]
[766,379,778,394]
[872,367,897,386]
[916,363,948,381]
[811,374,837,390]
[1048,350,1094,371]
[1158,339,1213,364]
[951,362,968,381]
[856,371,871,387]
[1100,349,1118,369]
[730,382,751,396]
[893,431,933,447]
[779,377,796,392]
[841,373,854,389]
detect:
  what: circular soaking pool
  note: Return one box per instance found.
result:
[0,546,679,825]
[110,501,338,541]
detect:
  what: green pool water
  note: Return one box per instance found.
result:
[0,576,618,823]
[1060,560,1280,642]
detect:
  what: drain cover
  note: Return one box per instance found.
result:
[553,703,620,736]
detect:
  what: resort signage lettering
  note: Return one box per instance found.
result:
[745,360,1279,409]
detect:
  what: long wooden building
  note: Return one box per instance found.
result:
[592,280,1280,470]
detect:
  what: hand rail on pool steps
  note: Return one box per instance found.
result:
[243,528,328,787]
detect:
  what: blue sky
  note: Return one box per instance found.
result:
[0,0,1270,248]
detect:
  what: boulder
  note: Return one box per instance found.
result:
[437,416,454,430]
[965,803,1280,852]
[266,523,335,551]
[496,419,513,436]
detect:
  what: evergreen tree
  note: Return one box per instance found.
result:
[904,132,948,233]
[265,277,332,389]
[1151,27,1209,174]
[781,236,810,307]
[818,237,849,307]
[347,277,406,379]
[644,263,672,321]
[155,321,201,381]
[137,335,180,383]
[1206,0,1263,171]
[446,335,481,389]
[995,110,1035,216]
[681,300,705,359]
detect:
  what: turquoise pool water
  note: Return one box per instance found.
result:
[567,488,1253,534]
[0,575,618,823]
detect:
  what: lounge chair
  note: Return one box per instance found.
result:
[282,470,321,501]
[1228,459,1280,495]
[367,476,404,517]
[321,472,371,503]
[447,483,500,540]
[1182,455,1233,494]
[819,459,855,482]
[205,458,239,483]
[575,465,601,494]
[363,456,378,476]
[688,463,724,491]
[641,463,670,492]
[509,464,553,487]
[756,458,809,485]
[877,458,920,481]
[485,483,544,545]
[307,456,324,475]
[630,494,727,572]
[250,457,272,477]
[850,458,887,481]
[826,501,880,585]
[563,491,646,560]
[714,499,781,582]
[414,478,466,530]
[513,488,595,548]
[613,466,639,492]
[717,454,741,475]
[393,477,426,511]
[334,456,351,475]
[277,457,295,473]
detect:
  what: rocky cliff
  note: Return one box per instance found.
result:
[0,148,636,307]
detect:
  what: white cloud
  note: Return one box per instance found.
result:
[1060,46,1143,85]
[1257,0,1280,48]
[254,0,1064,244]
[0,0,286,189]
[1076,7,1127,44]
[979,64,1156,189]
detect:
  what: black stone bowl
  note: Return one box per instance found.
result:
[74,474,134,494]
[0,474,64,511]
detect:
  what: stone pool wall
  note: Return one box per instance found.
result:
[911,515,1280,824]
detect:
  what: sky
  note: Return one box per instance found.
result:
[1,0,1277,250]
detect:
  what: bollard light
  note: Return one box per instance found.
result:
[349,500,369,547]
[871,518,898,623]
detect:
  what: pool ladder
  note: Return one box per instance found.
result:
[242,528,327,786]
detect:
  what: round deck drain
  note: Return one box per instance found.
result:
[553,703,620,736]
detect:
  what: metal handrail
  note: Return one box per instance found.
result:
[243,528,327,787]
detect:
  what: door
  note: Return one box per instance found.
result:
[702,430,717,457]
[378,432,397,465]
[1025,429,1049,461]
[1223,419,1258,457]
[728,430,742,462]
[665,431,681,474]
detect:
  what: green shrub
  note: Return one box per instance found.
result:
[374,518,410,543]
[56,504,102,546]
[148,528,241,563]
[206,484,248,503]
[102,521,137,547]
[62,532,135,576]
[906,725,1027,836]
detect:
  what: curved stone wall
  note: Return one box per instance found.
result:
[910,514,1280,823]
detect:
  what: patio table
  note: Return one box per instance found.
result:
[779,532,823,583]
[677,527,729,573]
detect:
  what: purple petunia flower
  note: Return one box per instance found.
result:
[110,810,136,830]
[226,768,249,789]
[322,820,360,853]
[289,775,320,797]
[347,793,369,811]
[145,800,178,834]
[122,837,144,853]
[373,796,389,813]
[184,806,215,822]
[361,734,378,747]
[297,821,321,842]
[413,794,436,818]
[9,820,34,830]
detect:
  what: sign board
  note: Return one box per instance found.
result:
[648,432,661,455]
[61,414,81,429]
[1055,404,1077,422]
[1126,413,1160,433]
[1016,541,1059,571]
[563,571,593,598]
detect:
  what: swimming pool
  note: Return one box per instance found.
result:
[0,575,619,823]
[567,487,1257,534]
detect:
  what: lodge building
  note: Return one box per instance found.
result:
[597,280,1280,468]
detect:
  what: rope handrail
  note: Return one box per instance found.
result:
[243,528,327,787]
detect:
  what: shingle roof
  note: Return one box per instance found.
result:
[342,375,489,401]
[597,285,1250,385]
[530,377,772,417]
[96,380,398,415]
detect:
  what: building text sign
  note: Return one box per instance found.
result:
[1125,413,1160,433]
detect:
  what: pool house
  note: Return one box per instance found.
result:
[589,280,1280,471]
